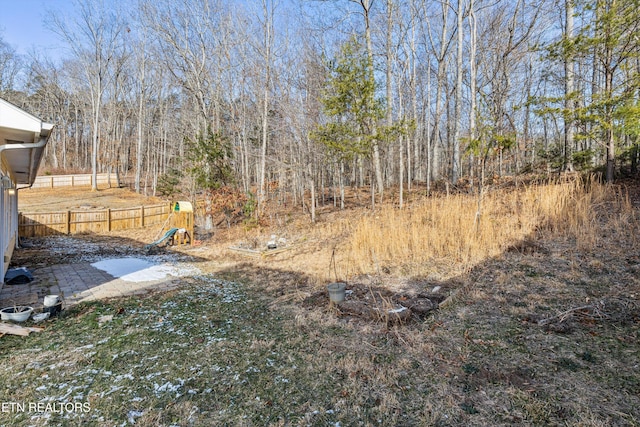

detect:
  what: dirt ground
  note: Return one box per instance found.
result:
[18,186,166,212]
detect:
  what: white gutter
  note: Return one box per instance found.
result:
[0,123,53,186]
[0,137,47,186]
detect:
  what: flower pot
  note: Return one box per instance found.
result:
[44,302,63,317]
[43,295,63,317]
[0,306,34,322]
[327,282,347,303]
[43,295,61,307]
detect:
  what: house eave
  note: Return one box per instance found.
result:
[0,99,54,186]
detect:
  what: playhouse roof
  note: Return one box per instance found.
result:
[0,98,53,186]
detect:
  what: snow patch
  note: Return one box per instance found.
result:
[91,257,198,282]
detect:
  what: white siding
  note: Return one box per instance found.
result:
[0,176,18,286]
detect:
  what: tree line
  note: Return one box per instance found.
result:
[1,0,639,221]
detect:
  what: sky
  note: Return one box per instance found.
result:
[0,0,307,61]
[0,0,74,57]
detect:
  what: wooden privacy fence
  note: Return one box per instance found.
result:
[30,173,119,189]
[19,203,170,237]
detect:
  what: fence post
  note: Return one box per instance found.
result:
[140,206,145,227]
[107,208,111,232]
[66,211,71,234]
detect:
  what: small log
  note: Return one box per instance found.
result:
[260,246,294,257]
[228,247,262,257]
[228,245,295,258]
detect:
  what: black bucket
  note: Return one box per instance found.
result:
[44,302,63,317]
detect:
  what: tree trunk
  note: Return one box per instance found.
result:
[452,0,464,184]
[91,96,100,192]
[564,0,575,172]
[135,51,146,193]
[357,0,384,202]
[258,0,274,215]
[430,0,451,184]
[469,0,477,185]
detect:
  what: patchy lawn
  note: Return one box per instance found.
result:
[1,274,431,426]
[1,234,639,426]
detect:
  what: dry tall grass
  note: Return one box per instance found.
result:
[349,176,637,277]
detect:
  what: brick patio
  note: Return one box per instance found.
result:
[0,262,182,312]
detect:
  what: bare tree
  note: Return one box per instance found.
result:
[257,0,276,216]
[468,0,477,184]
[0,37,21,95]
[423,0,454,189]
[52,0,127,191]
[563,0,575,172]
[140,0,230,132]
[452,0,465,184]
[130,29,150,193]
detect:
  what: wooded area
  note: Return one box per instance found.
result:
[1,0,639,219]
